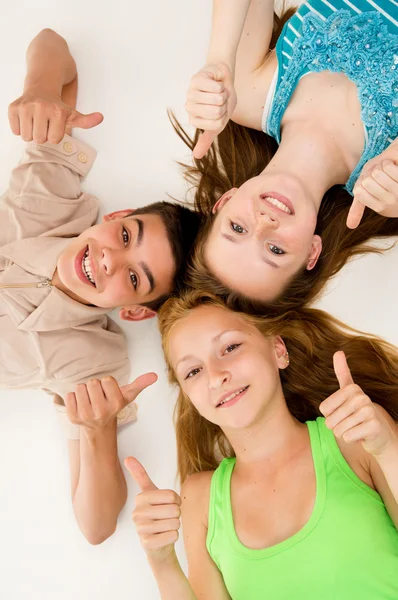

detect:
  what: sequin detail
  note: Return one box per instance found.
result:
[266,10,398,194]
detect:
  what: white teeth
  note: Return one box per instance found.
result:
[82,249,95,285]
[264,196,291,214]
[218,387,247,407]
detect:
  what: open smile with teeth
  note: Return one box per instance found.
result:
[82,248,96,286]
[217,386,249,407]
[262,196,292,215]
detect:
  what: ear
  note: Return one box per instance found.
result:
[306,235,322,271]
[103,208,135,223]
[212,188,238,214]
[119,305,156,322]
[273,336,289,370]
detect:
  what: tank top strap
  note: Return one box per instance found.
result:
[207,457,236,565]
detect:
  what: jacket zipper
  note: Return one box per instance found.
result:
[0,277,52,289]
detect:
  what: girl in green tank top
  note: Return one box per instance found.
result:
[126,291,398,600]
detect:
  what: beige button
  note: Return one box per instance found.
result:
[63,141,74,153]
[117,407,129,422]
[78,152,88,164]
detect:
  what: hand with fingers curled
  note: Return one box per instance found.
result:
[8,88,103,146]
[125,457,182,564]
[320,351,398,457]
[346,140,398,229]
[65,372,157,432]
[186,62,237,160]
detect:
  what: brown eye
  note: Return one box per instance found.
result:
[122,227,129,245]
[230,221,247,234]
[268,244,285,255]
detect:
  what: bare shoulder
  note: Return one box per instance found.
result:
[181,471,214,526]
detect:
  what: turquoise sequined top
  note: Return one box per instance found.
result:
[262,0,398,194]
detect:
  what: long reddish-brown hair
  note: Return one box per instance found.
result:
[158,290,398,483]
[170,7,398,314]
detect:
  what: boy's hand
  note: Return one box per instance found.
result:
[320,351,397,456]
[186,62,237,160]
[125,457,181,564]
[347,142,398,228]
[8,88,103,145]
[65,372,157,432]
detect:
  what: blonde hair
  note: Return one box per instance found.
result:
[158,290,398,483]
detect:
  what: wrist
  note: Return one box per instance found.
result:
[205,55,236,78]
[81,420,117,445]
[147,548,179,573]
[23,75,64,98]
[373,438,398,467]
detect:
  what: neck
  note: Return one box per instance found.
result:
[224,395,308,475]
[263,122,352,213]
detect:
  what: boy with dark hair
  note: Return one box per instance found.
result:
[1,29,201,544]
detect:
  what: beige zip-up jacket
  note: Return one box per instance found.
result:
[0,135,136,438]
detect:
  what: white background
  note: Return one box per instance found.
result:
[0,1,397,599]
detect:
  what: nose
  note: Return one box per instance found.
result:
[100,247,121,275]
[254,212,279,238]
[208,362,231,390]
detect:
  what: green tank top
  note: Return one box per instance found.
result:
[207,418,398,599]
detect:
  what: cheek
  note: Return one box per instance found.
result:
[184,380,210,416]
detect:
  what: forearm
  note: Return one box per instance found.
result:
[24,29,77,96]
[72,423,127,545]
[206,0,251,74]
[148,553,198,600]
[375,441,398,504]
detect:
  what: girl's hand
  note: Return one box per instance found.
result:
[8,88,103,145]
[186,63,237,160]
[320,351,397,456]
[65,372,157,432]
[347,143,398,228]
[125,457,181,563]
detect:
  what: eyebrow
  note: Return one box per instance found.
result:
[262,257,278,269]
[139,261,155,294]
[133,218,155,294]
[222,233,278,268]
[222,233,237,244]
[136,218,144,247]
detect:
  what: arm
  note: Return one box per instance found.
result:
[206,0,251,75]
[369,430,398,529]
[181,473,232,599]
[186,0,276,157]
[68,425,127,545]
[8,29,102,144]
[233,0,277,129]
[125,463,231,600]
[66,373,157,545]
[149,473,231,600]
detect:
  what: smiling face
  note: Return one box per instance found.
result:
[205,174,322,302]
[168,304,288,431]
[55,210,175,318]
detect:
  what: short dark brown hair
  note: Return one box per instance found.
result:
[127,201,203,311]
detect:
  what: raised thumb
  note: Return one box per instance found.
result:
[120,372,158,403]
[67,110,104,130]
[124,457,158,492]
[193,131,217,160]
[346,197,365,229]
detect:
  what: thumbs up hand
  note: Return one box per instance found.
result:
[125,457,181,563]
[185,63,237,160]
[319,351,396,457]
[346,142,398,229]
[8,88,103,145]
[65,372,157,432]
